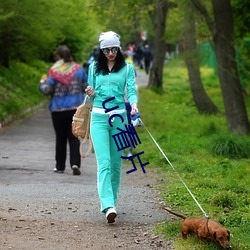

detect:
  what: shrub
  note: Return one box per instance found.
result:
[210,135,250,158]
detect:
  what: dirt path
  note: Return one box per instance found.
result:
[0,70,173,250]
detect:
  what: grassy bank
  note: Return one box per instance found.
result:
[134,59,250,249]
[0,60,50,125]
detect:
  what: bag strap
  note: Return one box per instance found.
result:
[79,113,94,158]
[83,94,88,105]
[79,96,93,158]
[79,137,94,158]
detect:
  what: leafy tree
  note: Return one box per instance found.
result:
[91,0,155,47]
[0,0,99,67]
[183,1,218,114]
[164,1,184,44]
[232,0,250,95]
[191,0,250,134]
[232,0,250,40]
[148,0,177,89]
[0,0,57,66]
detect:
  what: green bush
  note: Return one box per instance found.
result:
[210,135,250,159]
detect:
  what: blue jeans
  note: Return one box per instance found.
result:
[90,111,127,212]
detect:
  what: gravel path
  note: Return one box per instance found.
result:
[0,70,174,250]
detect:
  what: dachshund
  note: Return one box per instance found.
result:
[162,206,231,249]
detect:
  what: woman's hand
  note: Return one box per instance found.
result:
[131,103,138,116]
[40,74,47,83]
[85,86,96,97]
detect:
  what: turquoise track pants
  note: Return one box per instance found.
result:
[90,111,127,212]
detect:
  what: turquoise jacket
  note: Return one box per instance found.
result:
[87,62,138,110]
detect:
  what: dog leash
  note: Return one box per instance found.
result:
[139,118,209,218]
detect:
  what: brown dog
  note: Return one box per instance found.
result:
[162,207,231,249]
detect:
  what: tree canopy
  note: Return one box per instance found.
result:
[0,0,99,66]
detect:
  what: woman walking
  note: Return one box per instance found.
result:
[85,31,138,223]
[39,45,88,175]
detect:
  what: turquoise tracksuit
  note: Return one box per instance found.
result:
[88,62,137,212]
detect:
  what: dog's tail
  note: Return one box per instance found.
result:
[162,206,187,220]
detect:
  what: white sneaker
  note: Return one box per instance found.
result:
[105,207,117,223]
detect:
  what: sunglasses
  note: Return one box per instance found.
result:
[102,47,119,55]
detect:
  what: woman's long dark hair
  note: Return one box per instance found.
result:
[95,48,126,75]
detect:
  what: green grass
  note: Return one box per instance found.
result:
[134,59,250,250]
[0,60,50,123]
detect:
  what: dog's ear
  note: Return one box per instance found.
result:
[227,230,230,240]
[213,231,217,240]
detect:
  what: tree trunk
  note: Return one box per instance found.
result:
[191,0,250,134]
[184,4,218,114]
[212,0,250,134]
[147,0,169,89]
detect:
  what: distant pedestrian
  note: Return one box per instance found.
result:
[87,46,99,70]
[85,31,138,223]
[143,44,152,74]
[134,45,144,69]
[39,45,88,175]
